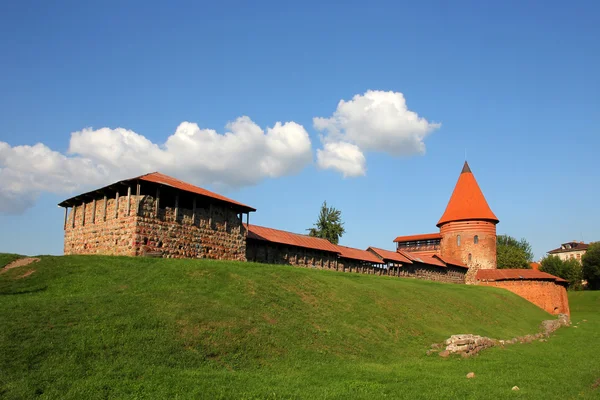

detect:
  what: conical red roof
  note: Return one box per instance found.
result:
[436,162,499,227]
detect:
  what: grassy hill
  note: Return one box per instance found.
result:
[0,254,598,399]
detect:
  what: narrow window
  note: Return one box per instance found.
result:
[468,253,472,262]
[474,235,479,244]
[457,235,461,246]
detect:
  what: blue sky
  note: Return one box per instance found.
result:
[0,0,598,259]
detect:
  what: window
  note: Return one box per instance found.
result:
[474,235,479,244]
[468,253,472,262]
[457,235,461,246]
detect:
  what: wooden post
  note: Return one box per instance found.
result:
[126,186,131,216]
[91,199,96,224]
[192,197,196,225]
[63,207,68,230]
[115,191,120,219]
[72,206,76,228]
[174,194,179,222]
[102,195,107,221]
[81,202,86,226]
[155,187,160,217]
[136,182,141,215]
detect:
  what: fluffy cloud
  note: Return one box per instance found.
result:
[316,142,366,177]
[314,90,440,176]
[0,117,312,214]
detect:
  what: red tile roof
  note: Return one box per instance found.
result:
[393,233,442,243]
[246,224,340,254]
[138,172,255,211]
[437,162,499,227]
[335,245,384,264]
[367,247,413,264]
[476,269,567,284]
[412,255,447,267]
[58,171,256,212]
[548,242,589,254]
[433,254,468,269]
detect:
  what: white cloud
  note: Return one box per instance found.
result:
[316,142,366,177]
[314,90,440,176]
[0,116,312,214]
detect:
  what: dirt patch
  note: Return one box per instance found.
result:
[16,269,36,279]
[592,378,600,389]
[0,258,40,274]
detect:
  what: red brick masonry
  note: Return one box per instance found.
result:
[476,269,570,316]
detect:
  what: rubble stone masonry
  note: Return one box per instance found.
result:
[246,240,338,270]
[64,195,246,260]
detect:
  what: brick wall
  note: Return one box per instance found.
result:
[478,280,570,315]
[64,194,246,260]
[440,220,497,284]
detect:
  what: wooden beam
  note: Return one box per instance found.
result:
[192,197,196,225]
[155,187,160,217]
[115,191,120,219]
[102,195,107,221]
[136,182,141,215]
[63,207,68,230]
[91,199,96,224]
[174,194,179,222]
[209,203,213,228]
[126,186,131,216]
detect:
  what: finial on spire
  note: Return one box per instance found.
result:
[461,161,471,174]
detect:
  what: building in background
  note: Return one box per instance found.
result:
[547,241,590,263]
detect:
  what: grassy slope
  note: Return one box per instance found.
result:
[0,254,597,399]
[0,253,23,268]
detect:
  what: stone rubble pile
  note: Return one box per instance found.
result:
[428,314,570,358]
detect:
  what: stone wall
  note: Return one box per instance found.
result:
[337,258,386,275]
[64,194,247,260]
[440,220,497,284]
[246,240,339,269]
[64,196,138,256]
[478,279,570,315]
[386,263,466,284]
[135,196,246,260]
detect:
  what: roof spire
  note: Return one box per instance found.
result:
[461,161,471,174]
[437,161,498,227]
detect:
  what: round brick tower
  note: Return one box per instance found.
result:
[437,162,499,283]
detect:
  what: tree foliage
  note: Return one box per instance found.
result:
[582,242,600,290]
[307,201,345,245]
[540,255,583,290]
[496,234,533,269]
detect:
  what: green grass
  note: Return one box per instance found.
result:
[0,254,598,399]
[0,253,23,268]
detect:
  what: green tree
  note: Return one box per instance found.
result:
[582,242,600,290]
[496,234,533,269]
[307,201,345,245]
[540,256,583,290]
[539,255,564,277]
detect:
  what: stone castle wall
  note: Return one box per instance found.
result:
[386,263,466,284]
[246,240,338,270]
[478,280,570,315]
[64,196,138,256]
[440,220,496,284]
[64,194,246,260]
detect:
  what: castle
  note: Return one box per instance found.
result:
[59,162,570,315]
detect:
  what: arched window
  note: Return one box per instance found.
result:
[457,235,461,246]
[474,235,479,244]
[468,253,472,262]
